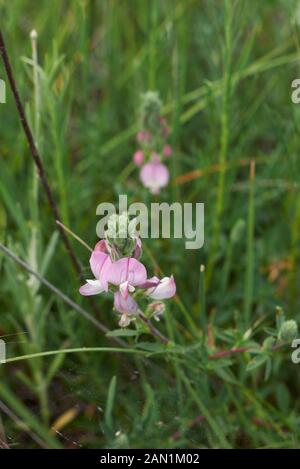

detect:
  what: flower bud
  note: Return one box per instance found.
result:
[140,91,162,132]
[148,301,166,322]
[106,213,140,259]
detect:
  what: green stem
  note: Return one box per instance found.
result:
[244,161,255,326]
[3,347,147,364]
[199,264,206,333]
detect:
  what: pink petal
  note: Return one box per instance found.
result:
[133,150,144,167]
[133,236,142,259]
[94,239,109,253]
[140,161,169,194]
[79,279,104,296]
[146,276,176,300]
[107,257,147,287]
[114,292,138,315]
[120,280,129,299]
[139,276,160,289]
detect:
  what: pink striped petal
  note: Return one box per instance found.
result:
[140,161,169,194]
[133,236,142,259]
[146,276,176,300]
[90,251,111,290]
[94,239,109,253]
[114,292,138,315]
[139,276,160,289]
[107,258,147,287]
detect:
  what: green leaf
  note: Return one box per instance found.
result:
[264,357,272,381]
[262,336,275,351]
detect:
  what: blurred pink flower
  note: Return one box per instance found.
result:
[146,276,176,300]
[79,251,112,296]
[136,130,151,143]
[133,150,144,166]
[140,159,169,194]
[107,257,147,299]
[163,144,172,158]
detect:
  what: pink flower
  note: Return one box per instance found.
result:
[133,150,144,167]
[136,130,151,143]
[140,160,169,194]
[163,144,172,158]
[107,257,147,299]
[146,276,176,300]
[79,251,112,296]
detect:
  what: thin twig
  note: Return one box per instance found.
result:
[56,220,92,252]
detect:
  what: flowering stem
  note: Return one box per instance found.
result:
[55,222,170,345]
[56,220,93,252]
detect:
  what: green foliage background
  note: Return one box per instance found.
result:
[0,0,300,449]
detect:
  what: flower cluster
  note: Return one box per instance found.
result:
[79,213,176,327]
[133,91,172,194]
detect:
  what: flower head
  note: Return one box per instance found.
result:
[278,320,298,342]
[79,213,176,329]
